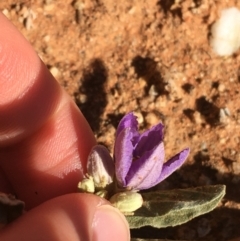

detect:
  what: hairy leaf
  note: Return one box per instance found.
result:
[127,185,225,229]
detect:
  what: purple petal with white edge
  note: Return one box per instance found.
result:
[134,122,164,157]
[116,112,139,138]
[114,127,135,187]
[126,142,165,190]
[155,147,190,184]
[87,145,114,187]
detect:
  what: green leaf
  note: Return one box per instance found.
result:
[127,185,225,229]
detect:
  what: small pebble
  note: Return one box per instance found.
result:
[224,107,231,116]
[219,108,230,123]
[78,94,87,104]
[43,35,50,42]
[193,112,203,124]
[218,84,225,92]
[2,9,10,18]
[219,108,227,123]
[145,112,159,126]
[148,85,158,98]
[49,66,59,78]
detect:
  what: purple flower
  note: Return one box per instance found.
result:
[114,112,190,190]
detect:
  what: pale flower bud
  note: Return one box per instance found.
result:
[78,176,95,193]
[95,190,108,198]
[109,191,143,213]
[87,145,114,189]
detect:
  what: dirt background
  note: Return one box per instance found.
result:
[1,0,240,240]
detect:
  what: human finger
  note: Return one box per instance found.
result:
[0,12,96,208]
[0,194,130,241]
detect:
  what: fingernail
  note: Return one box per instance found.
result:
[92,205,130,241]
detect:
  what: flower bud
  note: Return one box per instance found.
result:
[87,145,114,189]
[95,190,108,198]
[109,191,143,213]
[78,176,95,193]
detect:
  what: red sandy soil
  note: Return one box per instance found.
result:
[1,1,240,240]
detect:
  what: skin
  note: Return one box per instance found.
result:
[0,13,129,241]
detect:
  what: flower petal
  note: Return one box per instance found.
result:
[87,145,114,188]
[116,112,138,138]
[155,147,190,184]
[134,122,164,157]
[114,127,135,187]
[126,142,165,190]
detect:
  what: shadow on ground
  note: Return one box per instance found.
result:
[157,0,183,20]
[131,55,167,97]
[74,59,108,133]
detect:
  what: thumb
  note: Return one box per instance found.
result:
[0,194,130,241]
